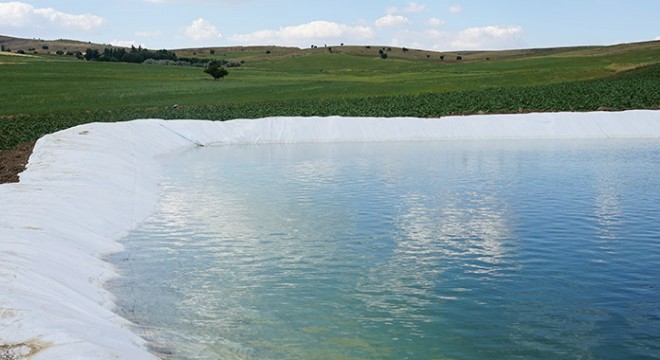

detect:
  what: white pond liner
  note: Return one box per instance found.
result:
[2,111,660,359]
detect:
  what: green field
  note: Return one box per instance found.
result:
[1,40,659,150]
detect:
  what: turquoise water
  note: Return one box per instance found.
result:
[108,140,660,360]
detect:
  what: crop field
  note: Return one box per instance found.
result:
[1,40,659,150]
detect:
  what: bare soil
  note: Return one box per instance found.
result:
[0,141,35,184]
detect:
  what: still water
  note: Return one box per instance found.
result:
[108,140,660,359]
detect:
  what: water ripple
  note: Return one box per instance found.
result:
[107,140,660,360]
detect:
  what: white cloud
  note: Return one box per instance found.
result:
[375,14,410,28]
[110,39,145,48]
[136,30,163,38]
[388,29,449,50]
[427,17,445,27]
[386,2,426,15]
[0,2,104,31]
[146,0,251,2]
[386,6,399,15]
[229,20,373,47]
[451,25,523,50]
[184,18,222,42]
[405,2,426,13]
[385,25,524,51]
[449,5,462,14]
[655,35,660,40]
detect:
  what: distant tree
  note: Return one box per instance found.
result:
[210,49,215,55]
[378,49,384,55]
[266,50,271,54]
[84,48,100,61]
[457,55,463,61]
[1,45,4,52]
[426,54,430,58]
[17,50,25,54]
[402,47,409,52]
[56,49,64,55]
[42,45,49,50]
[439,55,445,61]
[204,61,229,80]
[380,52,388,59]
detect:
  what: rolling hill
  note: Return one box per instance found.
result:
[1,35,659,152]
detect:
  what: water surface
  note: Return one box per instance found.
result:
[108,140,660,359]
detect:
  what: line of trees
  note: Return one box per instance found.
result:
[81,46,244,69]
[84,46,177,63]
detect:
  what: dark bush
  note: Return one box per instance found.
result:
[204,61,229,80]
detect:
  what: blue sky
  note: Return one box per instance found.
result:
[1,0,659,50]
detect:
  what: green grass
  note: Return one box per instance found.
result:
[1,41,659,150]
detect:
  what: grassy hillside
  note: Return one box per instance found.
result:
[0,35,122,54]
[1,38,659,150]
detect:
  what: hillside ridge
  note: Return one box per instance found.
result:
[2,34,659,62]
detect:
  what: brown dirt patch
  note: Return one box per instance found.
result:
[0,338,50,359]
[0,141,36,184]
[0,51,37,58]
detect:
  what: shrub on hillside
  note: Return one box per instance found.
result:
[204,61,229,80]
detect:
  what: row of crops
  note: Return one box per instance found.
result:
[1,63,658,150]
